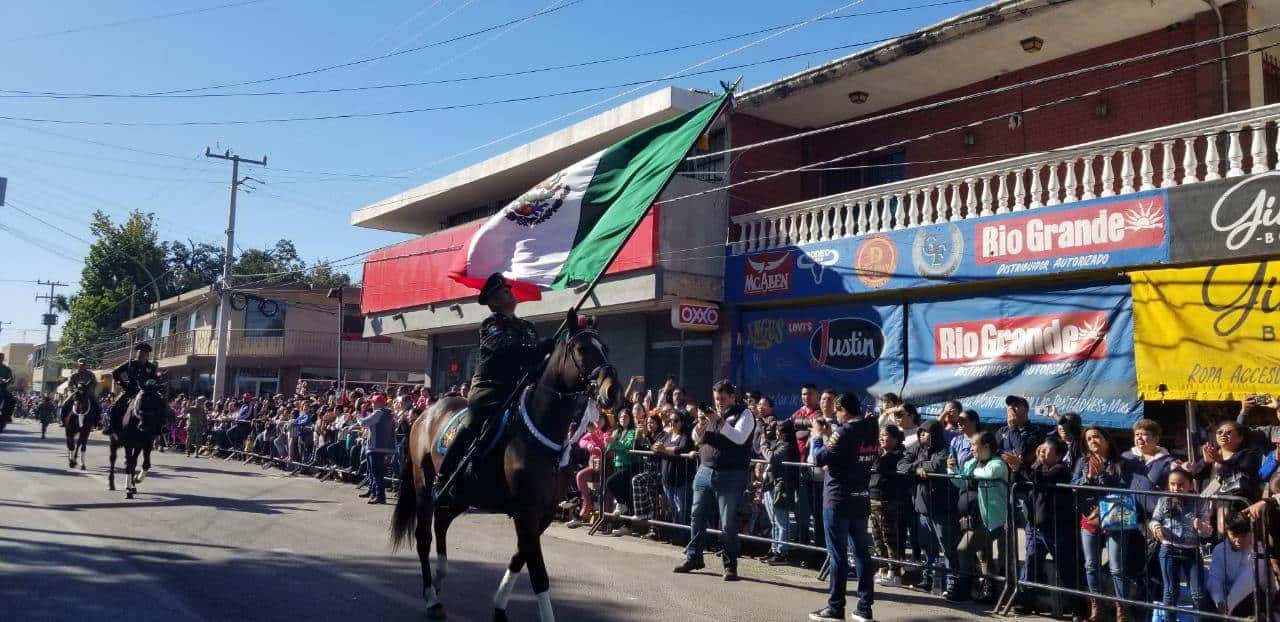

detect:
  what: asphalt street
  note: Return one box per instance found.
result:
[0,418,1044,621]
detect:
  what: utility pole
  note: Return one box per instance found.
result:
[204,148,267,402]
[327,286,344,397]
[35,280,67,395]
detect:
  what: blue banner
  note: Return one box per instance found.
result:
[738,303,905,414]
[901,283,1142,427]
[727,191,1169,303]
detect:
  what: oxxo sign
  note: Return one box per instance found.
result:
[672,300,720,332]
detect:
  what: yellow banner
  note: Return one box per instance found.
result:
[1132,261,1280,401]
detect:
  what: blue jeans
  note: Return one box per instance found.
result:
[824,506,874,617]
[763,491,793,555]
[1081,529,1131,599]
[663,481,692,544]
[918,514,957,587]
[795,476,813,545]
[685,466,748,570]
[366,451,387,500]
[1159,545,1204,607]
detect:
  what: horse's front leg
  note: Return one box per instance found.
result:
[514,513,555,622]
[107,442,117,490]
[137,443,152,482]
[66,429,77,468]
[492,551,524,622]
[79,433,88,470]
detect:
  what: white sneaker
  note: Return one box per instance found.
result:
[879,575,901,588]
[849,612,874,622]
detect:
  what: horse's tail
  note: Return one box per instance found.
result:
[389,449,418,552]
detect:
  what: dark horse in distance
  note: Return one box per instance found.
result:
[64,382,101,470]
[392,325,621,622]
[108,380,166,498]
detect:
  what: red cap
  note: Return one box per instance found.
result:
[371,394,388,406]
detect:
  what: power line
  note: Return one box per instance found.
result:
[0,0,982,101]
[144,1,588,96]
[655,40,1280,210]
[353,22,1279,214]
[687,20,1280,163]
[0,41,893,126]
[6,0,271,43]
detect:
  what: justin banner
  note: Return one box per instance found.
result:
[1132,261,1280,401]
[737,303,905,412]
[901,284,1142,427]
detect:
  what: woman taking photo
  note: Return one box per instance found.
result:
[1072,426,1141,622]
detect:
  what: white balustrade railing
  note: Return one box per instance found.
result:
[730,104,1280,254]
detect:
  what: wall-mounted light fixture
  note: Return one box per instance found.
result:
[847,90,870,105]
[1020,36,1044,53]
[1094,100,1110,118]
[963,131,977,147]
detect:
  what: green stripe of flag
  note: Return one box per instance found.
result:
[551,92,729,289]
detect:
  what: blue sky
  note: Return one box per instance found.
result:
[0,0,984,349]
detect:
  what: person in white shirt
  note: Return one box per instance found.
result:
[673,380,756,582]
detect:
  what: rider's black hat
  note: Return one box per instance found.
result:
[134,343,152,353]
[477,272,510,306]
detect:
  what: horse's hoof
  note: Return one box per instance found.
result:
[492,608,507,622]
[108,483,115,491]
[80,464,86,471]
[69,461,75,469]
[426,603,447,620]
[125,491,134,499]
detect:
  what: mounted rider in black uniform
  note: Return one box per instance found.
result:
[61,358,99,423]
[106,343,160,436]
[432,272,568,505]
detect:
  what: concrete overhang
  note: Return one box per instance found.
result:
[736,0,1214,129]
[350,87,717,235]
[363,270,722,340]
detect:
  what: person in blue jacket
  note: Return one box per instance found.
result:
[808,392,878,622]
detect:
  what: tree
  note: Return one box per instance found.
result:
[231,239,348,289]
[59,211,167,367]
[163,240,226,295]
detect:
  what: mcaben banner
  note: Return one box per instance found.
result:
[901,283,1142,427]
[1132,261,1280,401]
[737,303,905,412]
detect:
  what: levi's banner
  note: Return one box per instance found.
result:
[1132,261,1280,401]
[727,191,1170,302]
[738,303,905,412]
[451,93,728,299]
[902,284,1142,427]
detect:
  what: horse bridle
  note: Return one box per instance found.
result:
[557,329,615,400]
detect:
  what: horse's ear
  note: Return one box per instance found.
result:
[565,309,580,335]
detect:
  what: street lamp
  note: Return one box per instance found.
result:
[327,286,344,396]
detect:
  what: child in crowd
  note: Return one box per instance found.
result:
[947,431,1010,603]
[1149,468,1212,613]
[870,424,905,586]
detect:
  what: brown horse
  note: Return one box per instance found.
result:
[64,383,100,470]
[392,326,621,622]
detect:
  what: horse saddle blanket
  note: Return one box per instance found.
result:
[435,406,514,461]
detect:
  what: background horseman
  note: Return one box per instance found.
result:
[431,272,557,506]
[0,352,14,431]
[61,358,99,425]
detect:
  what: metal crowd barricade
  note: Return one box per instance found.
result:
[1009,482,1275,622]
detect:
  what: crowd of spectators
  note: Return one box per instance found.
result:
[553,378,1280,622]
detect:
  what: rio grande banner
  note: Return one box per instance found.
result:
[1132,261,1280,401]
[901,283,1141,427]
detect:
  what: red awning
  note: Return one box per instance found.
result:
[360,207,659,315]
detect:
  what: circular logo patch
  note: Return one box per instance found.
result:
[912,224,964,279]
[854,235,898,288]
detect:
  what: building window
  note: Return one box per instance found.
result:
[1265,54,1280,105]
[342,303,363,335]
[189,310,200,332]
[677,128,727,183]
[244,299,286,337]
[820,150,907,196]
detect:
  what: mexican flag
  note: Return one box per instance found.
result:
[449,92,729,300]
